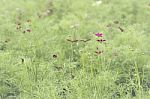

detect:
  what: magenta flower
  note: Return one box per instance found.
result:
[95,33,103,37]
[97,39,106,42]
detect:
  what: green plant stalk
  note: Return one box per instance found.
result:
[134,61,142,99]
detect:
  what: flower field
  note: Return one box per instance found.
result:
[0,0,150,99]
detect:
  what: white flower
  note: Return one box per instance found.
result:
[70,23,80,29]
[92,0,102,6]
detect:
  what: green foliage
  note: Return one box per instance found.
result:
[0,0,150,99]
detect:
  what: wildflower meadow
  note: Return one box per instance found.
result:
[0,0,150,99]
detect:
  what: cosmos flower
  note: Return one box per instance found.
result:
[53,54,57,58]
[95,33,103,37]
[26,29,31,32]
[97,39,106,42]
[95,51,103,55]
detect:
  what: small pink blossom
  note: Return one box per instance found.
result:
[95,33,103,37]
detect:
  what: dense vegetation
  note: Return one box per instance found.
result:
[0,0,150,99]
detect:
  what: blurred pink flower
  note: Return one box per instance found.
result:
[95,33,103,37]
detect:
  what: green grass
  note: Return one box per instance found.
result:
[0,0,150,99]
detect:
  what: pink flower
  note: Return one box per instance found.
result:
[95,33,103,37]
